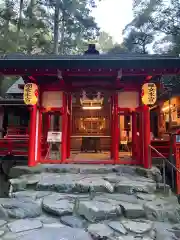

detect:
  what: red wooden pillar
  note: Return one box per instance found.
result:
[114,93,119,164]
[132,111,137,160]
[139,108,143,164]
[66,94,72,158]
[135,106,143,165]
[175,139,180,195]
[37,109,42,162]
[110,96,114,159]
[61,92,68,162]
[176,146,180,195]
[37,90,42,162]
[142,105,151,169]
[28,104,37,167]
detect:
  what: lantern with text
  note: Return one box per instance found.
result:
[23,83,38,105]
[141,83,157,105]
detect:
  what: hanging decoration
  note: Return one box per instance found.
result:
[141,83,157,105]
[80,90,104,109]
[23,83,38,105]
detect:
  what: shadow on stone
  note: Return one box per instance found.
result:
[0,154,16,197]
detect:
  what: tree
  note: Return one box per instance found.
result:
[0,0,102,96]
[96,31,115,53]
[124,27,154,54]
[45,0,100,54]
[0,0,101,55]
[16,0,24,49]
[128,0,180,55]
[150,0,180,55]
[122,0,161,54]
[108,44,129,54]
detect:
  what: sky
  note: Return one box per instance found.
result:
[92,0,133,44]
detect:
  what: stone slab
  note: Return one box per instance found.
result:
[0,198,41,219]
[108,221,127,235]
[77,200,121,222]
[121,220,153,234]
[18,226,93,240]
[144,199,180,223]
[42,195,73,216]
[60,215,85,228]
[115,180,156,194]
[119,201,145,218]
[88,223,114,239]
[0,219,7,227]
[7,219,43,233]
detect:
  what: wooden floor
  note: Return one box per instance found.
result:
[68,151,132,162]
[41,150,135,164]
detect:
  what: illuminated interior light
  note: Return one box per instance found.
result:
[162,105,173,112]
[82,106,102,110]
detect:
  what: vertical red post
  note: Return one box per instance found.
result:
[172,133,180,195]
[176,146,180,195]
[61,92,67,162]
[37,110,42,162]
[42,113,50,157]
[37,90,42,162]
[66,94,72,158]
[28,104,37,167]
[175,139,180,195]
[142,105,151,169]
[110,96,114,159]
[132,111,137,160]
[114,93,119,164]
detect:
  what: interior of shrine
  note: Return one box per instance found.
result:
[70,90,112,162]
[39,89,132,162]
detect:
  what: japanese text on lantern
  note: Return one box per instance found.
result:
[141,83,157,105]
[23,83,38,105]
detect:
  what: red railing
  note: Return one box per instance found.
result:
[0,137,47,157]
[151,140,170,158]
[6,126,29,137]
[0,138,28,156]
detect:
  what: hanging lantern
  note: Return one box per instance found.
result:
[23,83,38,105]
[141,83,157,105]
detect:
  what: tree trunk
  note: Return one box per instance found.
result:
[142,43,146,54]
[4,0,11,53]
[16,0,24,50]
[27,0,36,54]
[59,10,65,54]
[53,0,61,54]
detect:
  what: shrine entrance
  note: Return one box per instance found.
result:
[118,109,133,162]
[36,89,151,166]
[42,111,62,162]
[68,90,112,163]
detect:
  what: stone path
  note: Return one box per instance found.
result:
[0,164,180,239]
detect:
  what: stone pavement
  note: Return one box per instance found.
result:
[0,164,180,240]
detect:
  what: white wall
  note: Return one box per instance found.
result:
[42,91,63,108]
[118,91,139,108]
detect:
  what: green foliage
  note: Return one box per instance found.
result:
[96,32,115,53]
[0,0,101,55]
[128,0,180,98]
[124,28,154,54]
[0,0,103,95]
[108,44,129,54]
[126,0,180,55]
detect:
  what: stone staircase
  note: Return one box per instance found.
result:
[0,164,180,240]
